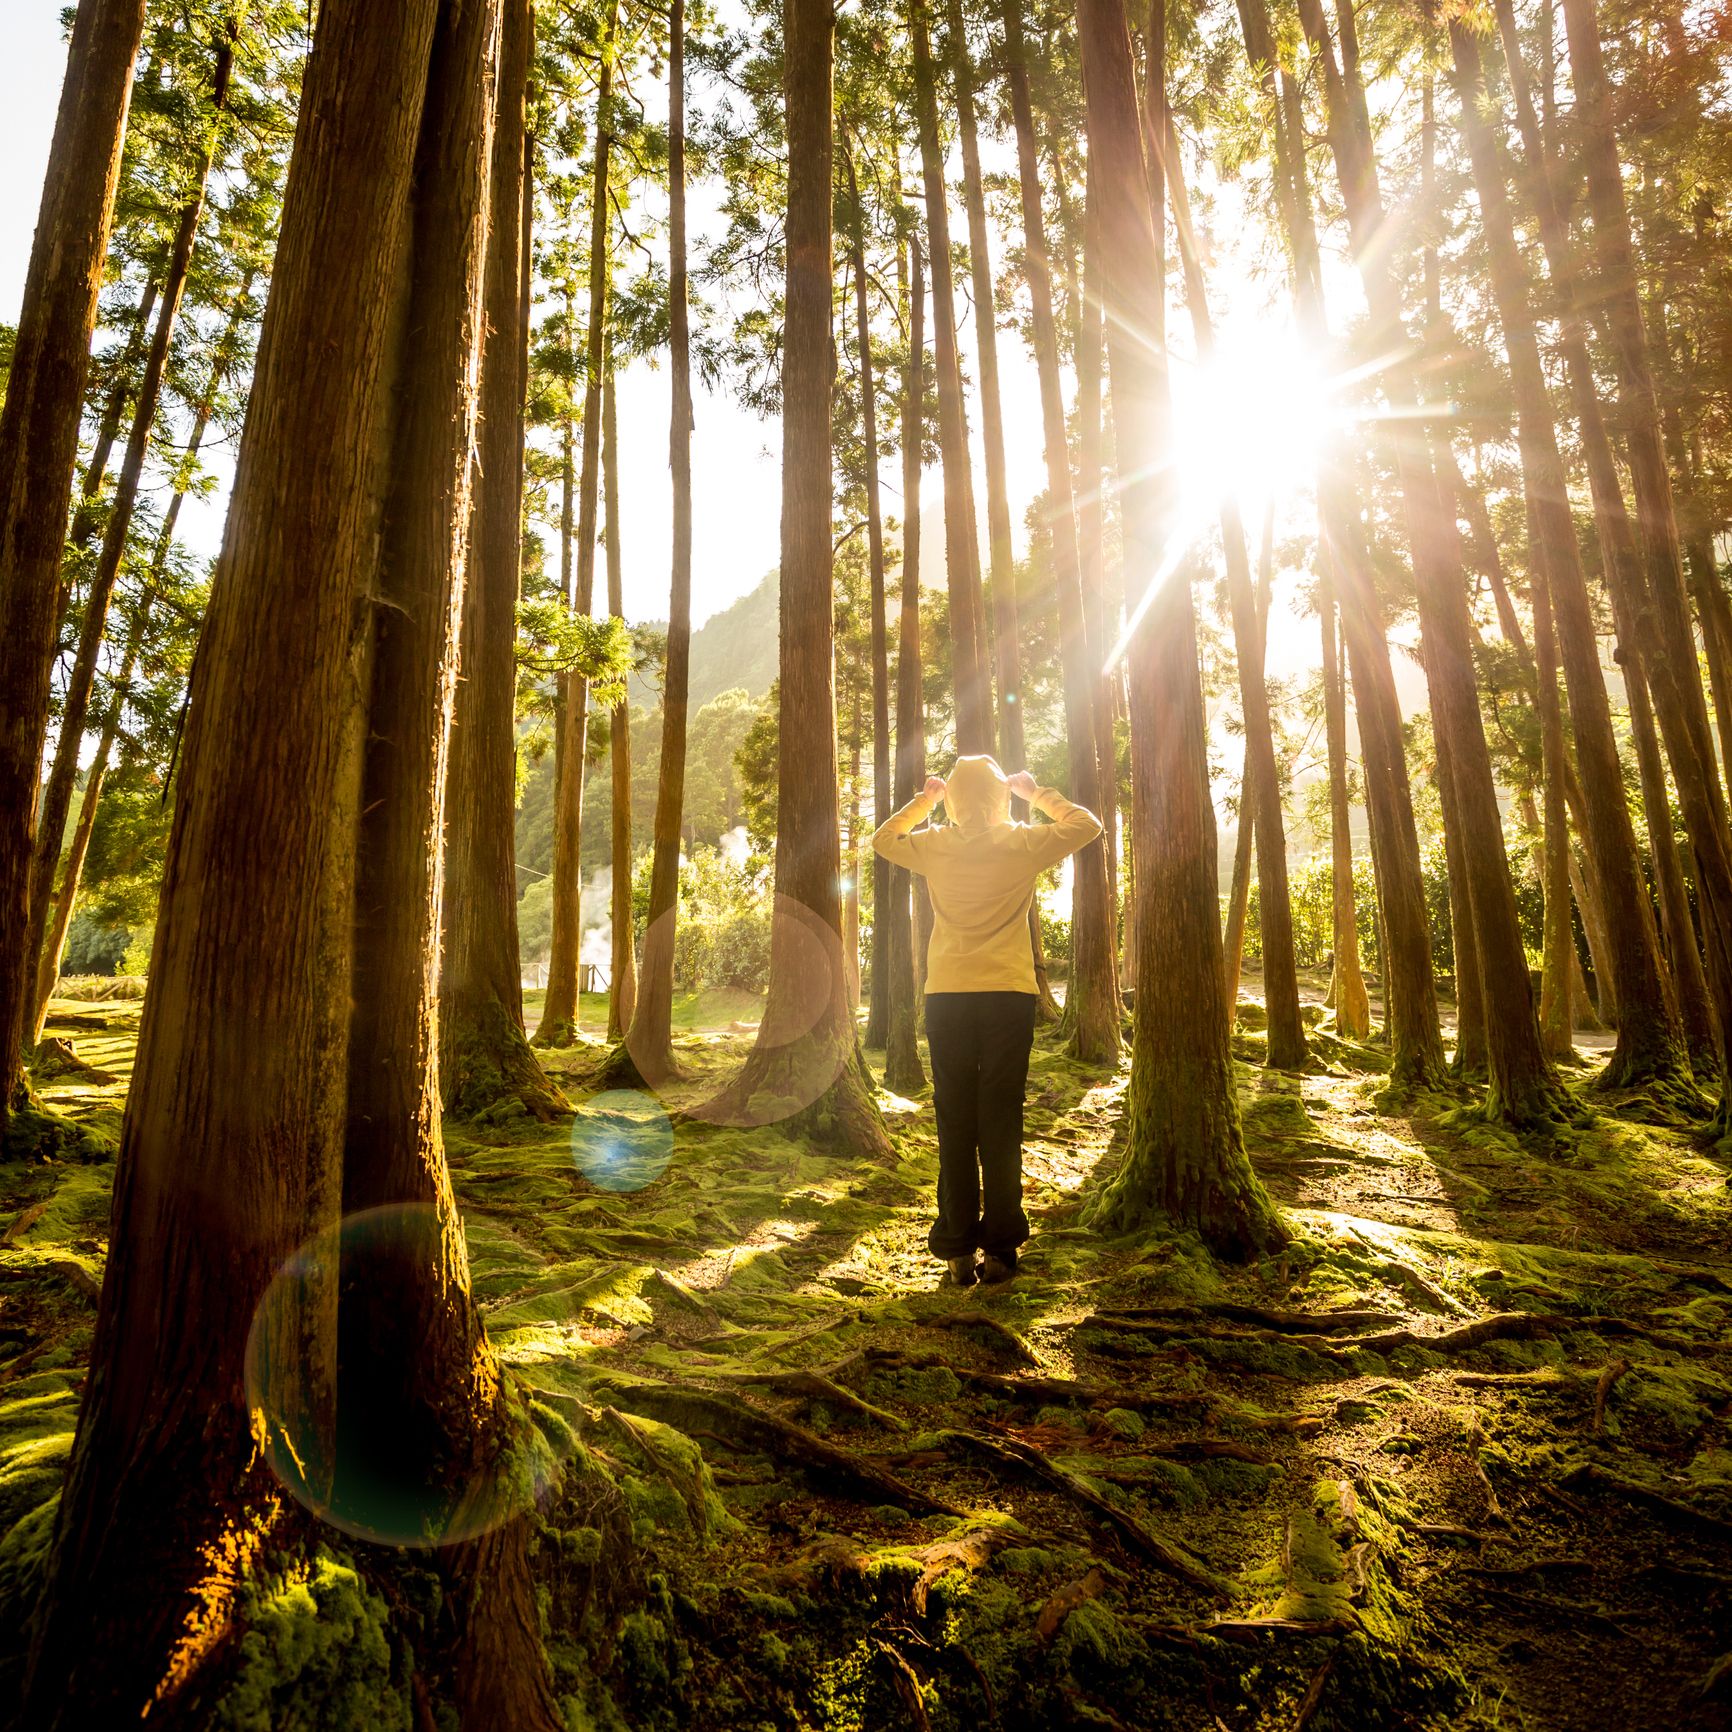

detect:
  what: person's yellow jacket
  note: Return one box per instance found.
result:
[871,755,1104,995]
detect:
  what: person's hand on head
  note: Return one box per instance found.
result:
[1006,769,1039,802]
[923,774,947,804]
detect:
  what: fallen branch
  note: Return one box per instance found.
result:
[939,1429,1229,1598]
[587,1376,963,1516]
[1561,1464,1732,1543]
[1340,1311,1718,1359]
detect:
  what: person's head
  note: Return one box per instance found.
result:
[946,755,1009,830]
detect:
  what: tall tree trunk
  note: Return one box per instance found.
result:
[944,0,1020,776]
[340,6,561,1720]
[1452,21,1690,1094]
[1165,112,1304,1070]
[619,0,692,1087]
[1624,652,1718,1073]
[1302,0,1563,1128]
[1319,585,1371,1037]
[538,0,620,1046]
[1079,0,1282,1256]
[1001,0,1119,1064]
[23,22,239,1041]
[883,230,927,1094]
[441,0,562,1121]
[908,0,991,755]
[1223,788,1254,1024]
[26,7,561,1723]
[1531,565,1574,1058]
[1238,0,1444,1089]
[722,0,889,1156]
[1075,170,1119,907]
[845,697,862,1010]
[0,0,149,1138]
[844,142,894,1052]
[69,275,159,550]
[603,364,636,1039]
[32,272,257,1038]
[1557,0,1732,1106]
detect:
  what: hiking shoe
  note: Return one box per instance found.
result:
[946,1255,979,1287]
[979,1255,1016,1286]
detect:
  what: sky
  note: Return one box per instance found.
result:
[0,3,1381,701]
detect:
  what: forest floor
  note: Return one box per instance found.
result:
[2,976,1731,1730]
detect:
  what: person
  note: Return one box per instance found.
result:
[872,755,1104,1287]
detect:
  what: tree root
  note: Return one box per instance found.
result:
[873,1640,933,1731]
[1560,1463,1732,1543]
[1292,1650,1339,1732]
[600,1406,719,1535]
[1203,1616,1355,1643]
[837,1346,1213,1416]
[1102,1301,1399,1334]
[586,1374,963,1515]
[709,1367,907,1432]
[917,1310,1042,1365]
[1591,1359,1630,1435]
[1333,1310,1716,1358]
[770,1521,1023,1614]
[937,1429,1230,1598]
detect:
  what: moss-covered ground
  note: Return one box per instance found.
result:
[3,981,1731,1729]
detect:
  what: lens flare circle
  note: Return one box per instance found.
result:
[245,1202,574,1548]
[570,1088,675,1191]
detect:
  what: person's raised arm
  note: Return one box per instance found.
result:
[872,774,946,871]
[1009,769,1104,868]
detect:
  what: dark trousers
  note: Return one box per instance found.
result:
[924,992,1037,1265]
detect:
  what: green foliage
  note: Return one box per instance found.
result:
[671,844,770,993]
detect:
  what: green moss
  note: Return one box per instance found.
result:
[212,1548,409,1732]
[1099,1407,1145,1441]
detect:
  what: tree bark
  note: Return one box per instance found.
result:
[69,274,159,550]
[1164,111,1304,1070]
[440,0,563,1121]
[722,0,889,1156]
[1303,0,1563,1128]
[1531,566,1574,1059]
[908,0,991,756]
[603,364,636,1039]
[1079,0,1282,1256]
[844,142,893,1052]
[883,230,926,1095]
[538,0,620,1045]
[1556,0,1732,1106]
[32,273,257,1038]
[1223,785,1254,1025]
[620,0,692,1087]
[1075,170,1119,909]
[945,0,1021,778]
[1452,20,1690,1093]
[0,0,149,1136]
[1237,0,1444,1089]
[1319,584,1372,1038]
[1001,0,1119,1064]
[23,22,239,1052]
[22,6,553,1722]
